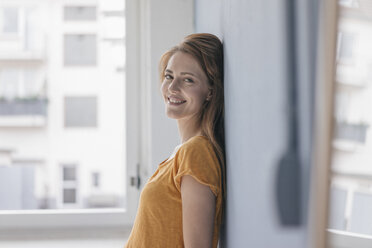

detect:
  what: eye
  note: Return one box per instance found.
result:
[164,74,173,80]
[184,78,194,83]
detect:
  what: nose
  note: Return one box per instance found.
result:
[168,77,180,92]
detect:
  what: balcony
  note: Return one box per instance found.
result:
[0,98,48,127]
[333,121,369,151]
[0,36,46,62]
[0,50,46,62]
[335,122,369,143]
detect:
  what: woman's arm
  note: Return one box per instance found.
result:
[181,175,216,248]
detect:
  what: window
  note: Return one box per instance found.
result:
[349,191,372,234]
[64,96,97,127]
[329,187,348,231]
[337,32,356,62]
[64,6,97,21]
[0,165,36,210]
[60,164,78,207]
[63,166,76,181]
[0,68,43,100]
[64,34,97,66]
[339,0,359,8]
[328,0,372,246]
[0,7,19,35]
[0,69,20,100]
[0,0,171,234]
[92,172,100,188]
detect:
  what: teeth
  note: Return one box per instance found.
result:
[168,98,185,104]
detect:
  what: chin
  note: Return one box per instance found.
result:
[166,111,182,120]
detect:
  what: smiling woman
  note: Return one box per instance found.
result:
[124,33,225,248]
[161,52,211,122]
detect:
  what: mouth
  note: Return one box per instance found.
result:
[167,96,187,105]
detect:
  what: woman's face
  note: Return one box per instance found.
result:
[161,52,211,122]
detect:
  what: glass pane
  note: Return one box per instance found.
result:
[0,1,126,210]
[0,69,19,100]
[0,165,36,210]
[64,34,97,66]
[63,188,77,204]
[328,187,348,230]
[328,0,372,236]
[338,32,355,61]
[2,7,19,34]
[63,166,76,181]
[349,192,372,234]
[92,172,100,187]
[64,6,97,21]
[64,96,97,127]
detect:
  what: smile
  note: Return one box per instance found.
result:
[168,97,186,105]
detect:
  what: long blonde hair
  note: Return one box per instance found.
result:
[159,33,226,201]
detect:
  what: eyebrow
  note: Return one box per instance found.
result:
[165,69,196,77]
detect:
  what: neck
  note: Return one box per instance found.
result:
[177,116,203,143]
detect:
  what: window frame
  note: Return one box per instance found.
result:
[328,229,372,248]
[0,0,143,234]
[310,1,372,247]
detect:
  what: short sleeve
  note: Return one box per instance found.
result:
[174,137,221,197]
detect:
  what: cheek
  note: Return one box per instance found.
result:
[189,87,208,104]
[160,82,167,96]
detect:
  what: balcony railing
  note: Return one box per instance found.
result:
[0,98,48,127]
[0,98,47,116]
[334,121,369,143]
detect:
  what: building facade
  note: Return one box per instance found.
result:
[0,0,126,210]
[329,0,372,235]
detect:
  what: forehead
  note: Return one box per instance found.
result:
[166,52,205,77]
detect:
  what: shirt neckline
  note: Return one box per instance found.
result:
[158,135,208,167]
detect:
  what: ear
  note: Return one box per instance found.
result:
[206,89,213,101]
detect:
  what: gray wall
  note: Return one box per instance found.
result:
[195,0,317,247]
[148,0,194,173]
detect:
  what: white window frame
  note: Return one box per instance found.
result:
[328,229,372,248]
[309,1,372,247]
[0,0,143,234]
[0,0,194,238]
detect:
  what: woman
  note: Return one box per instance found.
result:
[125,33,225,248]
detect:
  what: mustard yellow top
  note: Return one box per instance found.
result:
[125,136,222,248]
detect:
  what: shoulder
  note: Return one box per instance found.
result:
[173,135,221,196]
[176,135,220,172]
[179,135,213,154]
